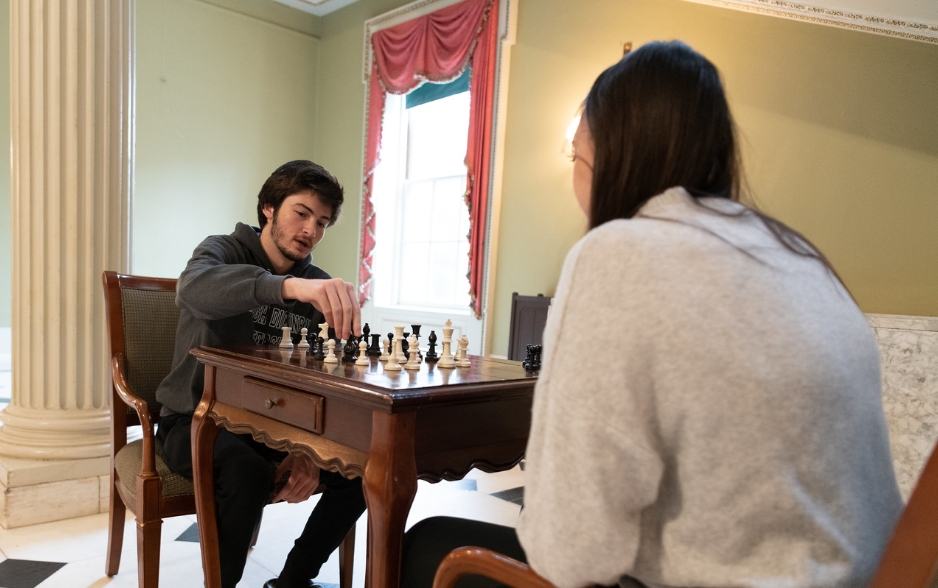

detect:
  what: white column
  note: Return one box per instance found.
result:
[0,0,134,528]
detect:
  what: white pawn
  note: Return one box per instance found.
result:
[323,339,338,364]
[279,326,293,349]
[298,327,310,349]
[355,340,370,366]
[438,319,456,368]
[379,337,390,362]
[404,335,421,371]
[393,326,407,362]
[455,335,471,367]
[385,337,403,372]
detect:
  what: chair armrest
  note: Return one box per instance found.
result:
[432,547,557,588]
[111,353,158,476]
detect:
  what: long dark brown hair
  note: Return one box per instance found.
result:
[584,41,846,286]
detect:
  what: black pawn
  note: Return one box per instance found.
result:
[342,336,358,362]
[367,333,382,356]
[402,332,410,357]
[387,332,394,355]
[362,323,371,345]
[313,336,326,360]
[424,330,439,362]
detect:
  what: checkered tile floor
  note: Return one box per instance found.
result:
[0,466,524,588]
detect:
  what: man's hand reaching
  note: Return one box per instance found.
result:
[271,451,321,504]
[282,277,361,340]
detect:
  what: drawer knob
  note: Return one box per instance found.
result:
[265,398,278,409]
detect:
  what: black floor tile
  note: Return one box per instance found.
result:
[0,559,67,588]
[490,486,524,505]
[176,522,200,543]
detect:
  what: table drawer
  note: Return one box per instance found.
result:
[241,377,324,435]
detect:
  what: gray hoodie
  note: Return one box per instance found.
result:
[156,222,329,416]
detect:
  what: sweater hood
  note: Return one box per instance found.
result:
[232,222,313,276]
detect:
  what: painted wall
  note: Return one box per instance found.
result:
[0,0,10,328]
[311,0,938,357]
[308,0,411,282]
[133,0,322,278]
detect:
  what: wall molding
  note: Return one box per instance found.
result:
[685,0,938,44]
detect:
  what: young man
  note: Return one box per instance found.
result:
[155,160,365,588]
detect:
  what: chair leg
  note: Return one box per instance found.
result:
[136,514,163,588]
[105,474,127,577]
[338,522,356,588]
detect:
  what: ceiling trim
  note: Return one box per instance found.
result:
[685,0,938,44]
[273,0,360,17]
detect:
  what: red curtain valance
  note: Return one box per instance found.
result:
[359,0,499,318]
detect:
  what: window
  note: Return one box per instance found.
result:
[364,76,482,350]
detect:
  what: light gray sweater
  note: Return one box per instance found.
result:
[516,188,902,588]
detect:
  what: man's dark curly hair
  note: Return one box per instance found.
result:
[256,160,344,228]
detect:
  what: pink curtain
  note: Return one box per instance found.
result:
[359,0,498,319]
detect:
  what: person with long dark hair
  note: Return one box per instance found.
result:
[401,41,902,588]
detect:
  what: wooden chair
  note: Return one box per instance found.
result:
[432,441,938,588]
[103,271,356,588]
[103,270,195,588]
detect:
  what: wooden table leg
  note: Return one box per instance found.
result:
[192,365,223,588]
[363,410,418,588]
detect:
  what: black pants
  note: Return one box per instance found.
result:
[402,516,648,588]
[401,517,527,588]
[158,413,366,588]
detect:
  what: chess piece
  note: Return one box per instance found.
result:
[362,323,371,345]
[404,335,421,371]
[355,340,370,366]
[279,326,293,349]
[385,336,403,371]
[342,336,358,362]
[367,333,382,357]
[379,337,391,361]
[455,335,471,367]
[387,332,395,359]
[318,322,329,341]
[425,331,439,362]
[411,325,423,359]
[313,337,326,360]
[522,344,542,371]
[298,327,310,349]
[401,332,410,358]
[438,319,456,368]
[393,326,407,362]
[323,339,338,364]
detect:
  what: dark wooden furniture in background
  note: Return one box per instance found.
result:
[430,435,938,588]
[103,271,192,588]
[507,293,552,361]
[191,346,537,588]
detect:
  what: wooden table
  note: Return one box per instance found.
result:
[190,345,537,588]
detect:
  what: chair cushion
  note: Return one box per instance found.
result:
[114,440,194,499]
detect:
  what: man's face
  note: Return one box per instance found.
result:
[264,191,332,263]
